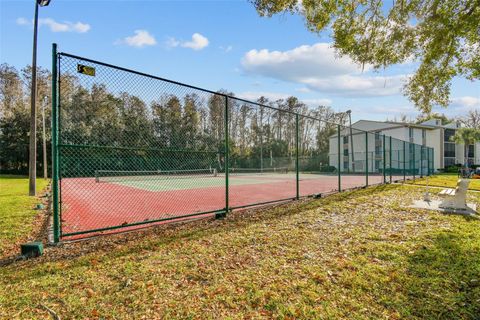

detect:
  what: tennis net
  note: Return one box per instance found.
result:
[95,168,218,183]
[229,167,289,175]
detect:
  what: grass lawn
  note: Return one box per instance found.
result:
[406,173,480,191]
[0,175,49,258]
[1,184,479,319]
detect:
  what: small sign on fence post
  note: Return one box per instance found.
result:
[77,64,96,76]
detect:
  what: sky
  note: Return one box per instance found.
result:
[1,0,478,122]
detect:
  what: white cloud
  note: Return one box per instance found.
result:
[237,91,331,107]
[165,37,180,48]
[182,33,209,50]
[303,98,333,107]
[345,104,420,122]
[16,17,29,25]
[295,87,311,93]
[450,96,480,109]
[241,43,408,97]
[242,43,365,78]
[431,96,480,117]
[16,17,90,33]
[118,30,157,48]
[237,91,291,101]
[166,33,209,51]
[70,22,90,33]
[220,45,233,53]
[302,74,406,96]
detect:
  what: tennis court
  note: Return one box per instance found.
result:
[60,168,388,238]
[52,49,433,241]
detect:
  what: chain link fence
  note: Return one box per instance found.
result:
[51,47,434,241]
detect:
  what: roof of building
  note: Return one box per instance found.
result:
[351,119,461,132]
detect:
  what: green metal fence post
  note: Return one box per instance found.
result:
[337,125,341,192]
[51,43,60,243]
[428,148,430,175]
[403,141,406,182]
[383,135,386,184]
[389,136,392,182]
[432,148,435,175]
[413,145,416,180]
[295,114,299,200]
[427,147,430,176]
[365,132,368,187]
[420,145,424,178]
[397,145,400,179]
[219,95,229,219]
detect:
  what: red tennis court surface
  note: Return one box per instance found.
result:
[60,173,390,240]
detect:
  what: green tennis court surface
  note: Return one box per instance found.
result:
[94,169,340,192]
[112,175,291,192]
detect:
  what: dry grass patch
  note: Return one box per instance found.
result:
[1,185,479,319]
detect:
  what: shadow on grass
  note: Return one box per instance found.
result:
[403,230,480,319]
[0,174,29,179]
[2,183,400,267]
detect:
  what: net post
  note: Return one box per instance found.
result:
[219,95,229,219]
[383,134,386,184]
[389,136,392,182]
[403,141,406,182]
[337,125,341,192]
[365,132,368,187]
[295,113,299,200]
[51,43,60,243]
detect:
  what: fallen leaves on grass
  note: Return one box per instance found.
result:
[0,185,479,319]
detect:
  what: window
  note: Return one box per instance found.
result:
[343,136,349,144]
[343,148,349,156]
[444,129,456,142]
[444,157,456,167]
[409,127,414,142]
[422,129,427,146]
[468,144,474,158]
[444,143,455,158]
[343,161,349,170]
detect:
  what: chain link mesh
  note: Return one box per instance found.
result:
[55,52,434,239]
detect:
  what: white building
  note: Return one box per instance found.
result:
[329,119,479,172]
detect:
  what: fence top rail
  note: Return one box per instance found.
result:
[57,50,433,152]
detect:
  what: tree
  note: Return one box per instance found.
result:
[452,127,480,167]
[120,93,152,147]
[0,64,52,174]
[0,64,24,119]
[457,109,480,129]
[152,96,171,148]
[251,0,480,113]
[182,94,200,148]
[415,113,452,125]
[0,104,30,173]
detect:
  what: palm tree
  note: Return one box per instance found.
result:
[451,128,480,168]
